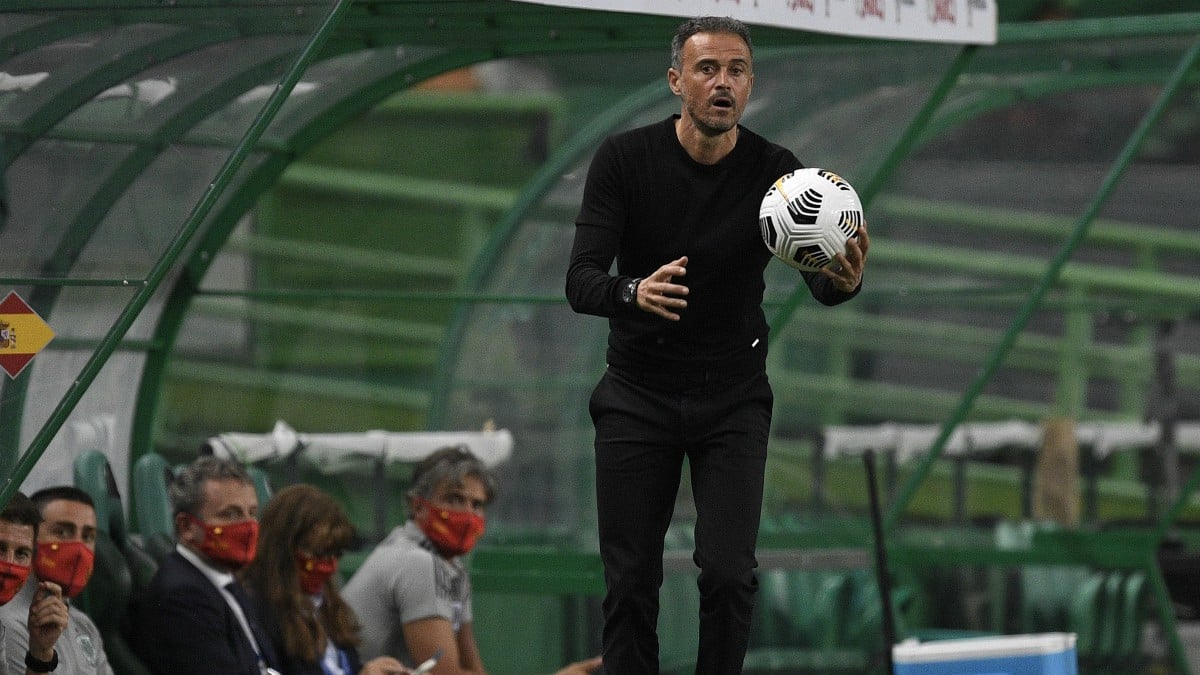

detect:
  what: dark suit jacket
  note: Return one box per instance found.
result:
[131,551,280,675]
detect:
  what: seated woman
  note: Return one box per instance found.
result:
[240,484,410,675]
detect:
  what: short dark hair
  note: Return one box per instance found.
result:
[170,455,253,518]
[30,485,95,515]
[0,492,41,536]
[671,16,753,71]
[407,446,497,506]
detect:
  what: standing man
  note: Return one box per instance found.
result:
[0,492,69,675]
[0,486,112,673]
[565,16,869,673]
[131,456,280,675]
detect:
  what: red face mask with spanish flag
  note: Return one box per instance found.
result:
[185,514,259,569]
[0,560,30,603]
[35,541,94,598]
[295,552,338,595]
[414,498,485,557]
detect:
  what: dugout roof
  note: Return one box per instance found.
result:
[2,0,1200,537]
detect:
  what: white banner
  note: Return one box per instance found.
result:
[515,0,996,45]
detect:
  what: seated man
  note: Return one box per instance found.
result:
[0,486,112,673]
[343,447,601,675]
[0,492,68,675]
[131,456,280,675]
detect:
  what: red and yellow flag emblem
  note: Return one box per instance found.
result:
[0,291,55,379]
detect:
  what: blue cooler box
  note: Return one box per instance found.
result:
[893,632,1078,675]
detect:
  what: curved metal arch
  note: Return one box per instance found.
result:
[918,67,1200,151]
[767,37,1200,340]
[0,23,237,159]
[0,31,302,458]
[128,45,495,462]
[133,33,738,456]
[0,14,111,62]
[119,11,1200,461]
[36,38,309,283]
[0,0,355,499]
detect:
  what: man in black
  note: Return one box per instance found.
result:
[132,456,279,675]
[565,16,869,673]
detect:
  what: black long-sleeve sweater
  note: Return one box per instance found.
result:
[566,116,858,378]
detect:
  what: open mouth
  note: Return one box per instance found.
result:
[711,96,734,110]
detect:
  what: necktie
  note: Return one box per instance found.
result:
[224,580,275,671]
[225,579,252,609]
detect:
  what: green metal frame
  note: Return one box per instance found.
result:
[0,0,354,502]
[877,36,1200,674]
[2,3,1200,671]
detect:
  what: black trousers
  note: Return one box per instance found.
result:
[590,365,772,674]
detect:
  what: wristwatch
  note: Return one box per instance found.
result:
[621,277,642,305]
[25,649,58,673]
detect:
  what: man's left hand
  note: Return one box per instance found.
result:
[824,221,870,292]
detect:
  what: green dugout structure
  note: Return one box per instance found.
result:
[2,1,1200,672]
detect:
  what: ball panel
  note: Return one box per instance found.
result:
[785,188,822,226]
[759,167,864,272]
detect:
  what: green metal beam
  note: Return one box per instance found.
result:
[279,163,518,210]
[920,69,1200,153]
[871,240,1200,303]
[873,195,1200,253]
[0,0,354,507]
[31,39,306,296]
[0,24,236,156]
[166,360,432,410]
[0,41,311,459]
[999,12,1200,43]
[223,232,464,281]
[128,47,491,465]
[0,15,110,62]
[768,45,977,339]
[191,295,446,343]
[884,36,1200,533]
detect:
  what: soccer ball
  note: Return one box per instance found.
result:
[759,168,864,272]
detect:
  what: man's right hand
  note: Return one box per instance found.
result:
[637,256,689,321]
[27,581,67,662]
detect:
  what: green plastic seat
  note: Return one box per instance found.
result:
[1067,572,1107,666]
[812,572,857,650]
[247,465,273,509]
[1096,571,1126,664]
[1115,571,1149,672]
[72,449,154,675]
[131,452,177,562]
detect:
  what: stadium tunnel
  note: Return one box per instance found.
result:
[3,1,1200,672]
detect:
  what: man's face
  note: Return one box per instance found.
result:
[421,475,488,518]
[39,499,98,552]
[0,520,34,567]
[668,30,754,136]
[179,478,257,549]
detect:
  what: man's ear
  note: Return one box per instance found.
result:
[175,512,196,544]
[667,68,681,96]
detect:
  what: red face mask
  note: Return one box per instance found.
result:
[35,541,94,598]
[294,553,338,595]
[186,515,259,570]
[414,498,485,557]
[0,560,31,603]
